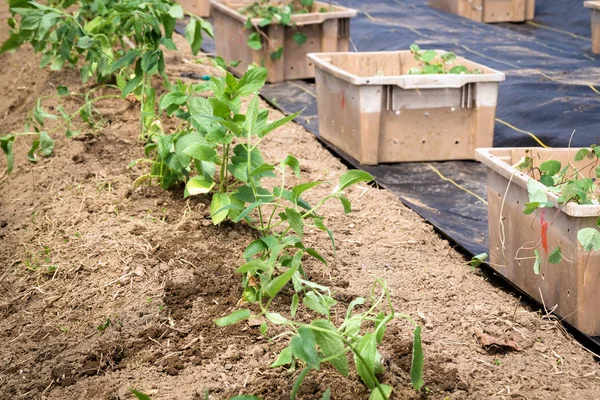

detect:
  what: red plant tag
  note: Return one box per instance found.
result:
[540,209,549,254]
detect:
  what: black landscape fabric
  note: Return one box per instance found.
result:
[189,0,600,257]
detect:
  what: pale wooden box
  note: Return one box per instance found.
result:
[210,0,356,83]
[308,51,505,165]
[585,1,600,54]
[179,0,211,17]
[476,147,600,336]
[428,0,535,23]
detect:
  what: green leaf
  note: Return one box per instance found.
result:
[57,85,69,96]
[338,195,351,214]
[575,148,590,161]
[236,67,269,97]
[266,312,288,324]
[291,293,299,318]
[183,144,219,163]
[243,239,267,259]
[38,132,54,157]
[27,139,40,162]
[291,367,311,400]
[469,253,488,268]
[236,259,268,274]
[321,388,331,400]
[291,181,328,203]
[282,155,301,178]
[548,247,562,264]
[110,49,140,73]
[419,49,437,63]
[168,3,184,18]
[291,327,320,370]
[271,346,293,367]
[409,43,420,53]
[185,176,215,196]
[306,248,327,265]
[578,228,600,251]
[247,32,262,50]
[303,291,329,316]
[314,217,336,255]
[285,208,304,236]
[159,92,189,111]
[130,388,152,400]
[210,193,231,224]
[293,32,307,45]
[335,170,373,193]
[539,160,561,176]
[258,110,302,138]
[411,326,424,391]
[270,46,283,60]
[214,309,251,326]
[355,333,377,389]
[533,249,542,275]
[311,319,349,376]
[264,264,299,299]
[527,179,549,204]
[449,65,468,74]
[369,385,392,400]
[523,202,541,215]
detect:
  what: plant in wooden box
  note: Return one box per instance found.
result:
[308,47,505,165]
[210,0,356,82]
[475,146,600,336]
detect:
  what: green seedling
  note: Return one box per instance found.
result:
[216,278,424,399]
[0,0,213,173]
[408,44,480,75]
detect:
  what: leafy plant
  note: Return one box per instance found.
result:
[238,0,329,60]
[408,44,480,75]
[0,0,212,173]
[1,85,122,174]
[515,146,600,271]
[216,278,424,399]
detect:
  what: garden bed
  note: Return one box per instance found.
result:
[1,8,600,400]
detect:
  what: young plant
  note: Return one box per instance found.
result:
[216,278,424,399]
[0,0,212,173]
[239,0,330,60]
[408,44,480,75]
[515,146,600,271]
[0,85,124,174]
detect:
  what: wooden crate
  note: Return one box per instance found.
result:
[179,0,211,17]
[428,0,535,23]
[210,0,356,83]
[585,1,600,54]
[476,148,600,336]
[308,51,505,165]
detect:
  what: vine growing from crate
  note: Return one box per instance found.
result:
[408,44,481,75]
[135,67,424,398]
[239,0,332,61]
[0,0,212,174]
[473,146,600,272]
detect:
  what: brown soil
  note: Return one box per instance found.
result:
[1,9,600,400]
